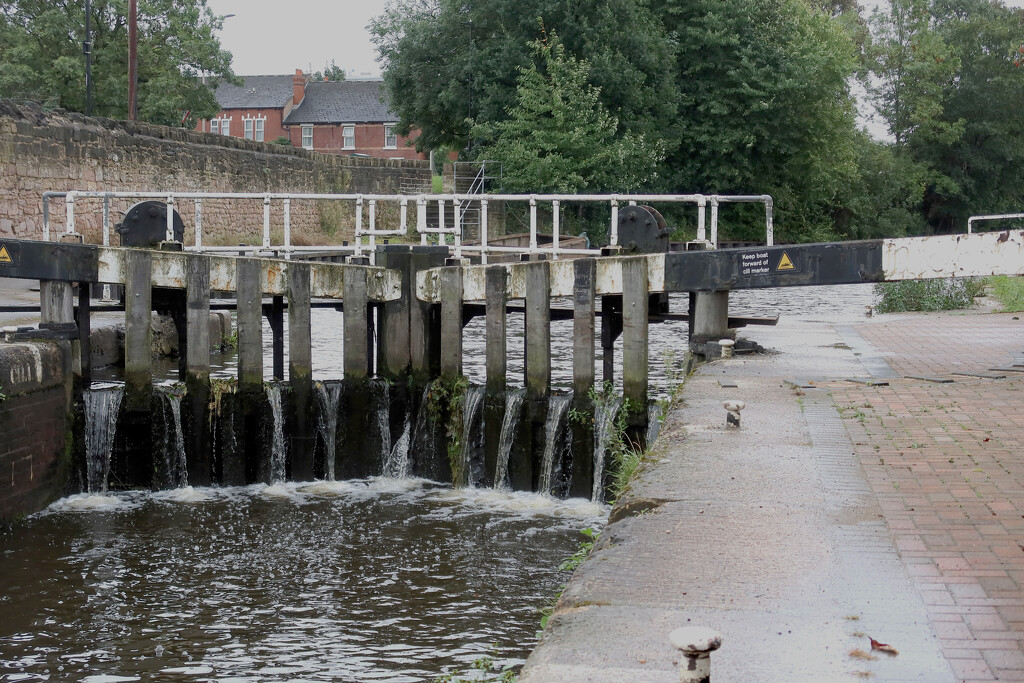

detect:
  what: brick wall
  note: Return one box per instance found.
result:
[0,342,73,522]
[291,122,424,160]
[0,100,432,246]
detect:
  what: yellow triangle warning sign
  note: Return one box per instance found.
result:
[777,251,795,271]
[0,246,12,264]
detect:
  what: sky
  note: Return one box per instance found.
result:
[207,0,1024,79]
[206,0,392,78]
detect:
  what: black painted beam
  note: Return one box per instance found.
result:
[0,238,98,281]
[664,240,885,291]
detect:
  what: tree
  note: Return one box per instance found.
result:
[311,59,346,82]
[657,0,862,241]
[0,0,236,126]
[371,0,679,164]
[472,33,663,194]
[865,0,1024,233]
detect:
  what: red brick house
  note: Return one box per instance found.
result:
[197,70,425,161]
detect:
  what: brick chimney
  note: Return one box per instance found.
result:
[292,69,306,104]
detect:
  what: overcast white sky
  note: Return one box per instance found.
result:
[206,0,391,77]
[207,0,1024,78]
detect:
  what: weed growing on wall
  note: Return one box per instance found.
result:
[425,375,470,486]
[988,275,1024,312]
[874,278,985,313]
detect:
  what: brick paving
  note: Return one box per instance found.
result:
[829,311,1024,682]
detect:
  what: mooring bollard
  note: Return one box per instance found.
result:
[719,338,735,359]
[723,400,745,427]
[670,626,723,683]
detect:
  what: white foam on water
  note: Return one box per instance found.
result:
[153,486,213,504]
[82,676,140,683]
[46,493,138,513]
[259,483,300,500]
[430,487,609,522]
[364,476,431,494]
[157,666,214,675]
[299,480,359,496]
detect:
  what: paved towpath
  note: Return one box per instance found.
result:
[521,304,1024,682]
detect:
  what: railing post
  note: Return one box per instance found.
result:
[354,195,364,257]
[697,196,707,242]
[552,199,560,259]
[529,195,538,255]
[368,199,377,265]
[480,198,489,264]
[610,197,619,247]
[166,193,176,242]
[709,198,720,249]
[194,198,203,250]
[283,198,291,259]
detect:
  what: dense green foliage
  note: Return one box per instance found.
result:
[373,0,1024,243]
[0,0,236,126]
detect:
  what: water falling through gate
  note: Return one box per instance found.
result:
[83,386,124,493]
[539,394,571,495]
[157,389,188,489]
[592,396,623,502]
[315,381,342,481]
[457,386,485,487]
[265,384,286,483]
[493,389,526,489]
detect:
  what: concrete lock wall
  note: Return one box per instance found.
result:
[0,100,432,246]
[0,342,73,523]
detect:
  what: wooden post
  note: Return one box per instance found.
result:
[270,295,285,381]
[185,254,211,486]
[343,266,368,382]
[622,256,649,412]
[440,266,463,377]
[525,261,550,402]
[485,266,507,395]
[76,283,92,384]
[236,259,264,393]
[601,295,622,385]
[288,262,314,481]
[410,247,445,384]
[123,252,152,412]
[573,259,596,397]
[378,246,412,380]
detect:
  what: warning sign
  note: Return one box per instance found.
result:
[777,251,795,271]
[0,245,12,265]
[739,250,771,276]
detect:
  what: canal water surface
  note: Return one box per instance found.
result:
[0,283,877,682]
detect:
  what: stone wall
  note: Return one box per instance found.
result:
[0,342,73,522]
[0,100,432,246]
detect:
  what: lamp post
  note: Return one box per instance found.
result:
[128,0,137,120]
[83,0,92,115]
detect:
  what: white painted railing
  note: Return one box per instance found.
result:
[967,212,1024,234]
[41,190,774,264]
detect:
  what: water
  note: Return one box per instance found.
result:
[592,396,623,502]
[408,385,436,475]
[538,394,572,495]
[158,389,188,489]
[0,481,606,682]
[83,386,124,494]
[493,389,526,489]
[266,384,286,483]
[314,381,342,481]
[371,379,392,467]
[457,386,486,486]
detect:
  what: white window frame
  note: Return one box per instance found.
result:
[243,118,254,140]
[342,124,355,150]
[212,116,231,136]
[210,119,220,135]
[301,125,313,150]
[384,123,397,149]
[254,118,265,142]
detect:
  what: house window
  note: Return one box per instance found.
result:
[221,119,230,136]
[302,125,313,149]
[243,118,254,140]
[254,118,264,142]
[384,124,397,149]
[210,119,219,135]
[343,125,355,150]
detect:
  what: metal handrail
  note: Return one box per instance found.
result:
[967,212,1024,233]
[41,190,774,264]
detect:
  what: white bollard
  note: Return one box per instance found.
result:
[719,339,735,359]
[723,400,745,427]
[670,626,723,683]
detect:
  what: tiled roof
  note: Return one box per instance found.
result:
[214,75,294,109]
[284,80,397,124]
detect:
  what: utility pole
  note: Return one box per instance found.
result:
[83,0,92,115]
[128,0,138,121]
